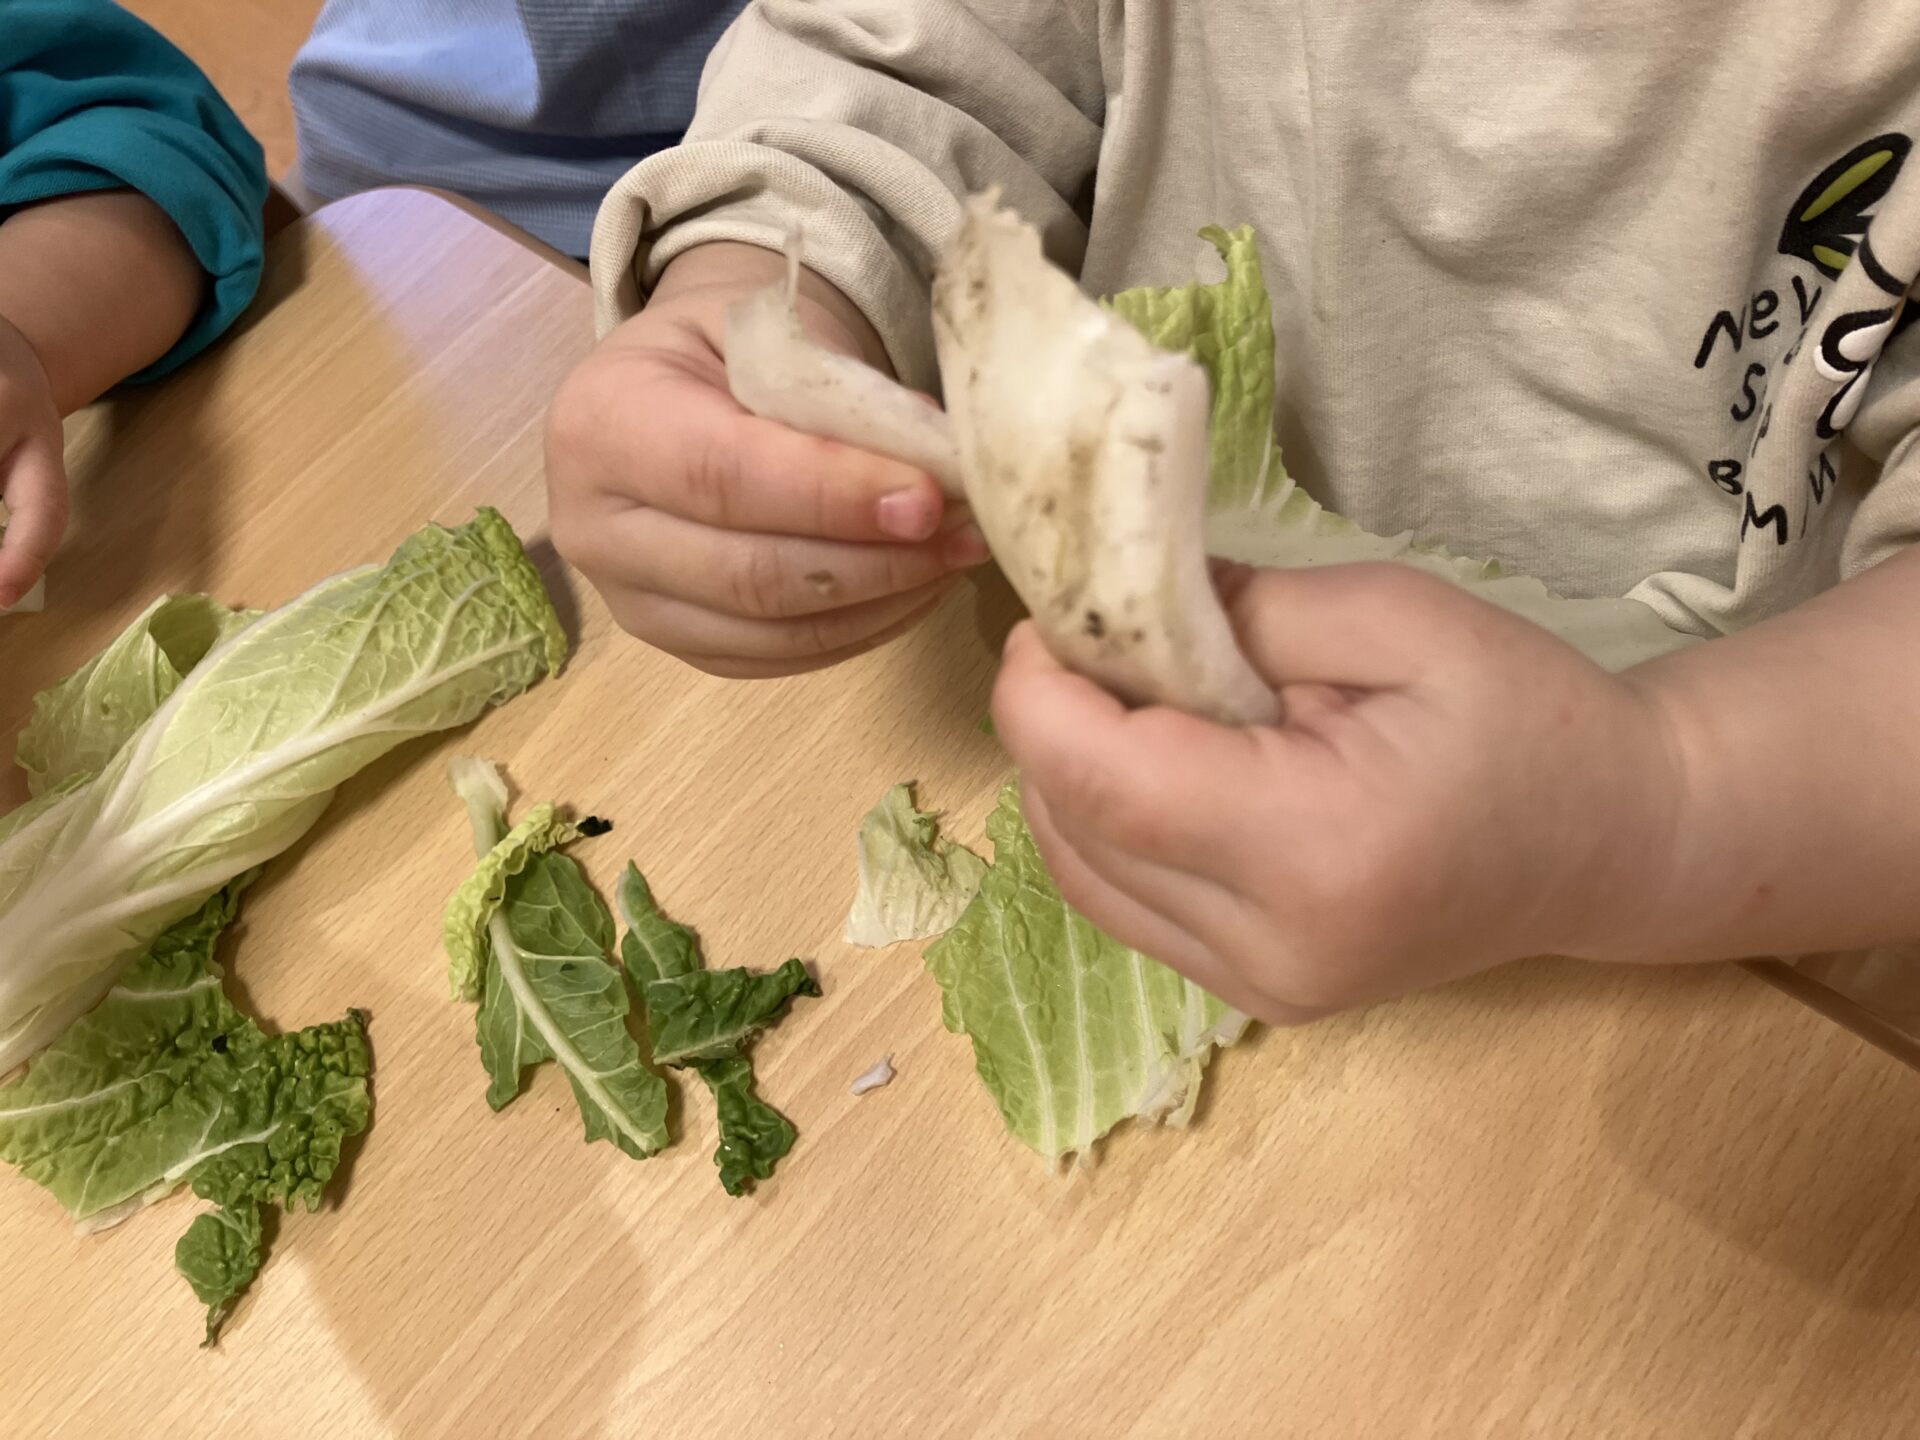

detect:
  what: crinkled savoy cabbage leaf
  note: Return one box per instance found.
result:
[618,865,814,1196]
[175,1201,264,1347]
[0,508,565,1076]
[0,881,371,1343]
[926,786,1247,1163]
[845,783,987,948]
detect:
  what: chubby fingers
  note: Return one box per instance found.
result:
[0,435,65,608]
[568,503,988,623]
[1019,784,1326,1027]
[991,623,1269,875]
[605,576,956,678]
[556,352,955,544]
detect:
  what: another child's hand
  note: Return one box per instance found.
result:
[991,563,1686,1025]
[0,315,66,609]
[546,243,987,678]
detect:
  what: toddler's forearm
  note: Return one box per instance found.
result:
[1617,547,1920,963]
[0,190,204,414]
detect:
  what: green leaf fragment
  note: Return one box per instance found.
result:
[926,785,1247,1164]
[476,853,670,1157]
[448,764,668,1160]
[1106,225,1281,512]
[176,1202,264,1346]
[0,883,372,1343]
[444,779,582,1000]
[617,864,815,1195]
[699,1056,798,1198]
[616,864,701,985]
[644,961,820,1068]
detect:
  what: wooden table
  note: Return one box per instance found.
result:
[5,190,1920,1438]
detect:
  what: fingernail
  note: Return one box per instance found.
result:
[878,490,938,541]
[942,523,991,568]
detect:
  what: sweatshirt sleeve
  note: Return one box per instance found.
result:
[588,0,1105,391]
[0,0,269,383]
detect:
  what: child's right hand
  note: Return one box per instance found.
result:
[546,242,987,678]
[0,315,67,610]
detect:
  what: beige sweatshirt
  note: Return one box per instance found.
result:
[590,1,1920,639]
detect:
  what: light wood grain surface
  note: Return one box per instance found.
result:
[4,191,1920,1439]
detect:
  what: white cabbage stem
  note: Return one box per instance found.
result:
[725,238,964,497]
[724,211,1279,727]
[931,198,1280,726]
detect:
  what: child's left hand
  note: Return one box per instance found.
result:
[0,315,66,610]
[990,562,1688,1025]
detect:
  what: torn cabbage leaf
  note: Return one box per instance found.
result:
[448,761,669,1159]
[618,864,816,1196]
[926,785,1247,1163]
[0,880,371,1344]
[176,1202,264,1347]
[845,783,987,948]
[0,508,565,1076]
[644,961,820,1068]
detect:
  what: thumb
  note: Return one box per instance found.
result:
[1219,561,1480,691]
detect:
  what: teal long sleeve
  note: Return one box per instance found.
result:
[0,0,268,382]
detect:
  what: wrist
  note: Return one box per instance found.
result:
[0,312,58,417]
[1555,671,1714,965]
[652,241,895,378]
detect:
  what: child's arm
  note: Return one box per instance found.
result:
[0,192,204,604]
[0,193,204,414]
[552,1,1101,674]
[990,552,1920,1026]
[1621,545,1920,963]
[0,0,268,609]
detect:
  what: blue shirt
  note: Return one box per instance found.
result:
[290,0,747,260]
[0,0,268,382]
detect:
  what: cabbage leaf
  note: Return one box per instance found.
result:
[1110,227,1698,675]
[0,508,565,1075]
[844,783,986,948]
[619,865,817,1196]
[15,594,257,798]
[926,786,1247,1163]
[448,762,669,1159]
[0,880,371,1344]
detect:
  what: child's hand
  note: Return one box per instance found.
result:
[0,315,66,610]
[990,563,1686,1025]
[547,243,988,678]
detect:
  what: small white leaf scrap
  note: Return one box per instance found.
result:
[850,1056,895,1096]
